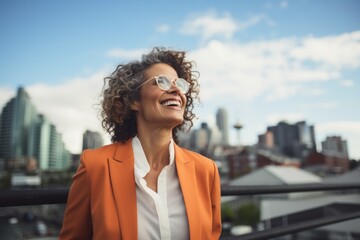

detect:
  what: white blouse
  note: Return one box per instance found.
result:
[132,136,189,240]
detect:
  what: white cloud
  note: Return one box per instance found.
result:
[317,121,360,134]
[179,11,238,40]
[237,14,266,31]
[339,79,354,87]
[189,31,360,102]
[303,88,325,96]
[156,24,170,33]
[180,11,267,41]
[301,101,339,110]
[0,87,15,108]
[265,84,301,101]
[290,31,360,69]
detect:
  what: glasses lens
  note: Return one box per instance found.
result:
[156,76,171,91]
[176,78,189,94]
[156,75,189,94]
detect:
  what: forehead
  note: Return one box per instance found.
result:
[143,63,178,79]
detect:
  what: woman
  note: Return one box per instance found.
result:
[59,47,222,239]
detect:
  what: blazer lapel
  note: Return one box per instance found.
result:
[175,145,201,240]
[108,140,137,240]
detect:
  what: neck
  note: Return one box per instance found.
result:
[136,127,173,170]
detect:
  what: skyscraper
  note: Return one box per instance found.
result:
[49,124,71,169]
[321,136,348,158]
[188,122,221,155]
[34,114,51,169]
[0,87,71,170]
[267,121,316,160]
[0,88,38,168]
[216,107,229,145]
[82,130,104,150]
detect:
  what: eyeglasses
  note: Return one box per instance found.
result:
[136,75,190,94]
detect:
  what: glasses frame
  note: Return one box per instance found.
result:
[136,75,190,94]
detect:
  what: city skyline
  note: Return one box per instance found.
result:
[0,0,359,158]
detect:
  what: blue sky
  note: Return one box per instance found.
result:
[1,0,360,159]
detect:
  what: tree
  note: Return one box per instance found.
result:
[235,202,260,228]
[221,204,235,223]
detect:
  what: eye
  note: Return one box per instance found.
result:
[176,79,186,88]
[176,78,190,94]
[157,76,171,89]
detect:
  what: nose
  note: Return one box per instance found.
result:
[167,81,181,95]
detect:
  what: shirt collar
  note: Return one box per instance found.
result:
[132,136,175,178]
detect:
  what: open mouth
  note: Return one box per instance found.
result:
[161,100,181,107]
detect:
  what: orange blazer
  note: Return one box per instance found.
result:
[59,139,222,240]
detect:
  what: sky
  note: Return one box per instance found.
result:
[0,0,359,159]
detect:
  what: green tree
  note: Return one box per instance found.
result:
[235,202,260,227]
[221,204,235,223]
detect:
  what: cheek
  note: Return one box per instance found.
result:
[140,92,161,108]
[182,96,188,107]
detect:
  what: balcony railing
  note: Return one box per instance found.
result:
[1,182,360,239]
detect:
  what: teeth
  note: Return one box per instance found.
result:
[162,100,180,107]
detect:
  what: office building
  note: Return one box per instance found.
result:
[188,122,221,155]
[321,136,348,158]
[216,108,229,145]
[0,88,38,168]
[266,121,316,160]
[0,87,71,170]
[82,130,103,150]
[258,131,274,150]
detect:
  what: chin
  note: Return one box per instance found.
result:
[166,117,184,129]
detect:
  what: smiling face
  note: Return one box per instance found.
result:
[131,63,187,132]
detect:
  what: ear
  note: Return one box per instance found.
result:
[131,100,140,112]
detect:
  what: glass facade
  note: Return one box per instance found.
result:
[0,87,71,171]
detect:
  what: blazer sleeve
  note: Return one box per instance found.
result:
[211,161,222,239]
[59,153,93,240]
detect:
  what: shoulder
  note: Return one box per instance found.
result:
[177,146,217,170]
[80,142,119,168]
[176,146,220,191]
[180,147,211,160]
[84,143,118,156]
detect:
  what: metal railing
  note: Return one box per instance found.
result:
[1,182,360,239]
